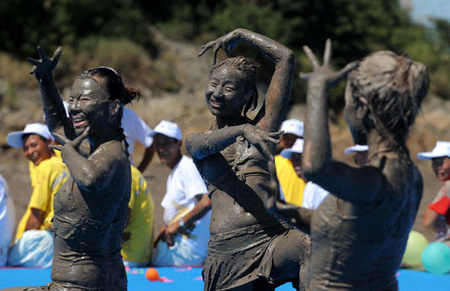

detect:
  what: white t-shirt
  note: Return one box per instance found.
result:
[122,107,153,155]
[161,155,210,253]
[0,174,15,267]
[302,181,329,210]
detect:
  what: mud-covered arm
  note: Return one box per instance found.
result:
[301,40,382,206]
[198,28,294,132]
[28,47,75,141]
[186,124,282,160]
[54,130,125,191]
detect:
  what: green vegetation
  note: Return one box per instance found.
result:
[0,0,449,111]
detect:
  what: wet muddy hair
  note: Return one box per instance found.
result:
[211,56,260,117]
[348,51,429,146]
[78,66,140,153]
[78,66,140,105]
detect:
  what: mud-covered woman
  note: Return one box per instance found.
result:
[185,28,310,291]
[14,48,136,291]
[295,42,429,290]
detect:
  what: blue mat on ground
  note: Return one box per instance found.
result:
[1,267,449,290]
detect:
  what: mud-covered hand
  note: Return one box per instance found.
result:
[198,28,245,65]
[300,39,358,90]
[27,46,62,82]
[241,124,282,160]
[164,222,181,247]
[51,126,89,153]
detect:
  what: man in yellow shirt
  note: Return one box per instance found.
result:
[275,118,306,206]
[121,165,155,267]
[6,123,69,268]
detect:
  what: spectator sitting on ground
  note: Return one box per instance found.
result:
[6,123,69,268]
[121,165,155,267]
[344,144,369,167]
[419,141,450,244]
[0,174,15,267]
[150,120,211,266]
[281,138,329,210]
[275,118,306,206]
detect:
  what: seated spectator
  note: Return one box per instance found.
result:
[150,120,211,266]
[418,141,450,244]
[0,174,15,267]
[281,138,328,209]
[121,165,155,267]
[6,123,69,268]
[344,144,369,167]
[275,118,306,206]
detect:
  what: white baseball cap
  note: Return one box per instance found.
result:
[7,123,53,148]
[281,138,304,159]
[417,141,450,160]
[149,120,182,140]
[280,119,304,137]
[344,144,369,154]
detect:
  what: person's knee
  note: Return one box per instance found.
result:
[7,230,53,268]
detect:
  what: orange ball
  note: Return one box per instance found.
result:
[145,267,161,281]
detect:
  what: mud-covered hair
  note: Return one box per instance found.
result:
[211,56,260,117]
[77,66,140,105]
[348,51,429,146]
[77,66,139,154]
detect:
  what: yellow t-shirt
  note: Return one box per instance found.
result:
[16,154,69,239]
[121,166,155,263]
[275,155,306,206]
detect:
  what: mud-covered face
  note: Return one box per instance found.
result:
[432,157,450,181]
[68,78,109,135]
[23,134,53,166]
[206,66,248,117]
[345,82,367,145]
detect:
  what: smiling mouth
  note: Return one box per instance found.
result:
[209,99,224,108]
[72,115,87,127]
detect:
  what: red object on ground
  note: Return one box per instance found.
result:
[145,267,161,281]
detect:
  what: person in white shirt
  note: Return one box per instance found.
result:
[0,174,15,267]
[150,120,211,266]
[280,139,329,209]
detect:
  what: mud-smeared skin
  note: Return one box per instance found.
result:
[185,29,310,291]
[298,43,429,290]
[21,47,131,291]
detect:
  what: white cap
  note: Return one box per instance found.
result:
[7,123,53,148]
[344,144,369,154]
[281,138,304,159]
[417,141,450,160]
[280,119,304,137]
[149,120,182,140]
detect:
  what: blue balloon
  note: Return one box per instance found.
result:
[421,241,450,274]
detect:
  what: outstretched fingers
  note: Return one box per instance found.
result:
[303,45,320,68]
[323,39,332,66]
[52,46,63,63]
[198,41,216,57]
[330,61,359,87]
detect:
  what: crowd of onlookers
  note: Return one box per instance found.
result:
[1,112,449,269]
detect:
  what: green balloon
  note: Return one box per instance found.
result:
[422,242,450,274]
[402,231,429,268]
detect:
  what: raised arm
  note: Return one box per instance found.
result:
[198,28,295,131]
[301,40,383,205]
[28,47,75,141]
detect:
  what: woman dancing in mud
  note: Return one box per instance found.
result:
[185,29,310,291]
[296,42,429,290]
[9,48,136,291]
